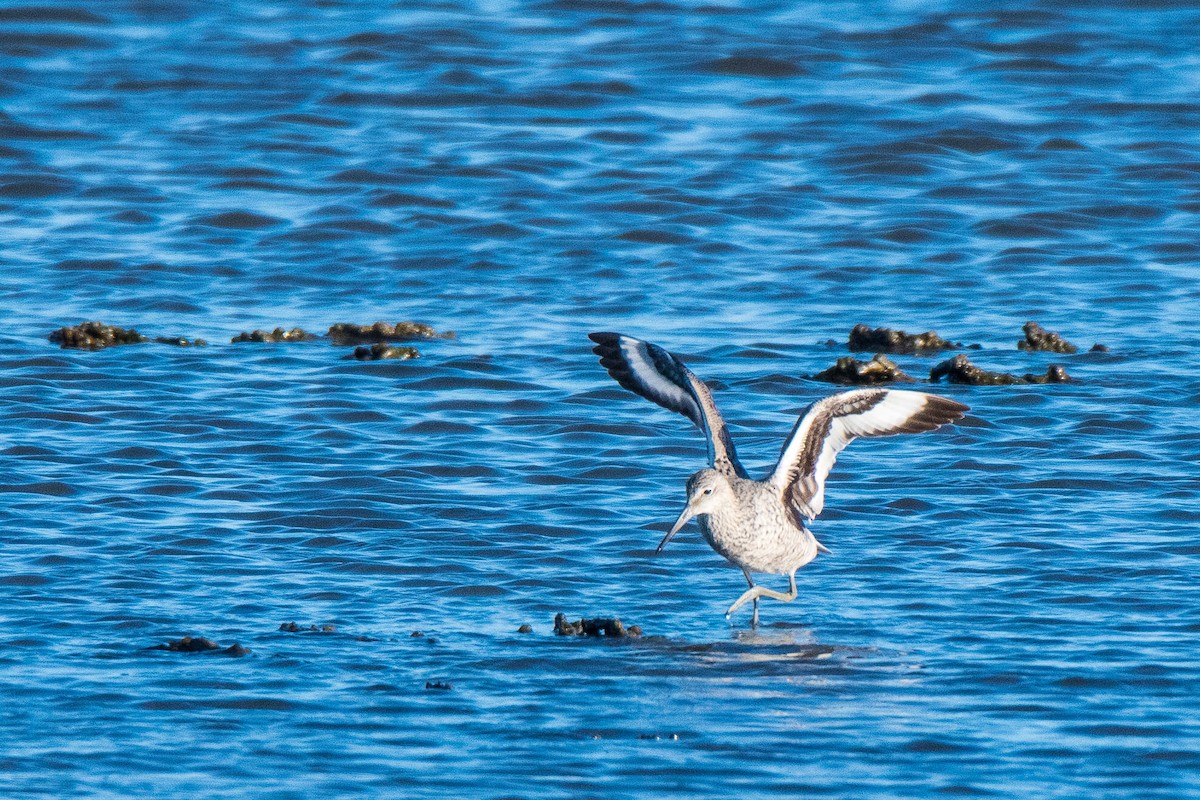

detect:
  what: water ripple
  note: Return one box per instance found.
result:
[1,1,1199,798]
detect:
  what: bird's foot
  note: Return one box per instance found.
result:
[725,608,760,629]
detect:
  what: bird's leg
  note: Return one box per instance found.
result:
[726,571,798,625]
[740,568,759,628]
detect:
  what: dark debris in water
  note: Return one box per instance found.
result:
[231,327,317,343]
[554,612,642,637]
[812,353,914,385]
[156,635,219,652]
[348,342,419,361]
[424,680,453,691]
[847,323,968,354]
[279,621,336,633]
[49,321,147,350]
[517,624,533,634]
[52,320,448,354]
[1018,321,1078,353]
[327,320,453,345]
[1027,365,1071,384]
[149,636,250,656]
[930,354,1070,385]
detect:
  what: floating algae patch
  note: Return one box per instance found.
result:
[231,327,318,343]
[50,322,205,349]
[812,353,914,385]
[847,323,964,354]
[50,321,148,350]
[1018,321,1078,354]
[930,354,1070,385]
[348,343,419,361]
[278,622,336,633]
[50,320,447,354]
[149,635,250,656]
[554,612,642,638]
[327,320,453,345]
[154,635,220,652]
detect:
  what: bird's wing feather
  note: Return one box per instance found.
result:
[770,389,967,520]
[589,332,747,477]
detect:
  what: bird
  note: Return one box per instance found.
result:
[588,332,968,627]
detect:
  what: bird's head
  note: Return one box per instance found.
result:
[657,468,732,553]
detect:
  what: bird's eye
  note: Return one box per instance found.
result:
[702,487,713,495]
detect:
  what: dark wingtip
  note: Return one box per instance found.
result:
[588,331,620,356]
[589,332,643,394]
[938,396,970,417]
[923,394,970,428]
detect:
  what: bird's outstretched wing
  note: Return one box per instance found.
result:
[588,332,747,477]
[771,389,967,521]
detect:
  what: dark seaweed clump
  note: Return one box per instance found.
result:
[349,343,419,361]
[50,321,148,350]
[812,353,914,385]
[279,622,336,633]
[1018,321,1077,354]
[554,613,642,637]
[149,636,249,656]
[231,327,317,343]
[327,321,452,345]
[52,319,449,355]
[847,324,962,354]
[930,354,1070,385]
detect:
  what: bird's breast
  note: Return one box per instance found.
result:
[698,490,818,575]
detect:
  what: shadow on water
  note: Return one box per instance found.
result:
[668,626,886,675]
[516,621,895,682]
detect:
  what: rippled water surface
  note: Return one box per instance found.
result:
[3,1,1200,797]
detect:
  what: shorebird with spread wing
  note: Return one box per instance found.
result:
[589,332,968,627]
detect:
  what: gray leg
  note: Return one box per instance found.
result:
[726,571,798,624]
[740,568,759,627]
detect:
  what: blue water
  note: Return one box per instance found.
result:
[3,1,1200,796]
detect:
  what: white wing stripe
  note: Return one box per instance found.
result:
[619,337,700,422]
[589,332,748,477]
[771,389,967,521]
